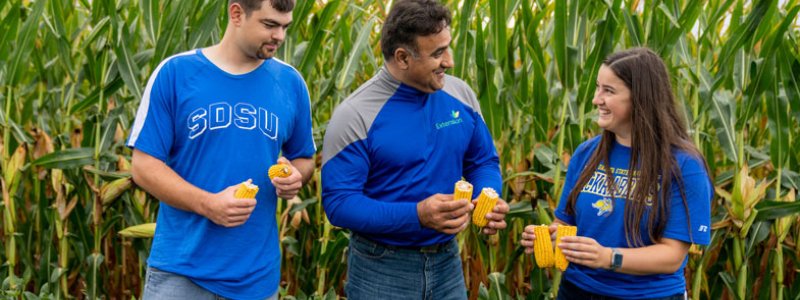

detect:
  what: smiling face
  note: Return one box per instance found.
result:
[401,27,454,93]
[232,1,292,60]
[593,64,633,145]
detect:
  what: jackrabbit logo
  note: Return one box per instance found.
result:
[592,198,613,217]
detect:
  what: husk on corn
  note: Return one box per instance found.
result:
[118,223,156,238]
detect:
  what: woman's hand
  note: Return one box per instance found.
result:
[557,236,613,269]
[521,223,558,254]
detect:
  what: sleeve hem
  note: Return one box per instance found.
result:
[130,145,169,163]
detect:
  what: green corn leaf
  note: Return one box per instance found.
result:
[754,200,800,221]
[114,30,143,100]
[766,94,789,169]
[31,148,95,169]
[336,17,376,90]
[298,0,342,77]
[7,0,46,86]
[187,2,222,50]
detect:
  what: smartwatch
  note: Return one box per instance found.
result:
[610,248,623,271]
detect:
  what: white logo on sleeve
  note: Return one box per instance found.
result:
[187,102,279,140]
[698,225,708,232]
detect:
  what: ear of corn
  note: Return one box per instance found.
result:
[118,223,156,238]
[268,164,292,180]
[454,180,473,201]
[234,179,259,199]
[554,225,578,271]
[100,177,133,206]
[472,188,498,227]
[533,225,555,268]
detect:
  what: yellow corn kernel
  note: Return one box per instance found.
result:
[268,163,292,180]
[472,188,498,227]
[453,180,473,201]
[234,179,259,199]
[554,225,578,271]
[533,225,554,268]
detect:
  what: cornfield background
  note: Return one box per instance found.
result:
[1,0,800,299]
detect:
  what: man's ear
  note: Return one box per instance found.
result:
[229,3,245,26]
[394,48,411,70]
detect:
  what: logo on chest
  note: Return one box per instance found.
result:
[592,198,613,217]
[187,102,279,140]
[581,164,656,214]
[435,110,464,130]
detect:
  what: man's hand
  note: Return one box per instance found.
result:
[417,194,473,234]
[200,184,257,227]
[474,198,509,235]
[272,157,304,200]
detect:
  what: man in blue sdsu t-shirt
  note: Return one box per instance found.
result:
[127,0,315,299]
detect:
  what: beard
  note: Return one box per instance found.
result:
[256,42,280,60]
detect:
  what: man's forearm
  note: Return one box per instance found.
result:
[131,149,211,215]
[291,157,316,184]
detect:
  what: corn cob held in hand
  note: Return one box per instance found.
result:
[234,179,259,199]
[268,163,292,180]
[472,188,498,227]
[554,225,578,271]
[453,180,473,201]
[532,225,555,268]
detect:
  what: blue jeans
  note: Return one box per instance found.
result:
[142,267,278,300]
[346,234,467,300]
[557,277,687,300]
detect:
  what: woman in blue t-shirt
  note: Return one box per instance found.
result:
[521,47,712,299]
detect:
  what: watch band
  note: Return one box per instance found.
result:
[610,248,623,270]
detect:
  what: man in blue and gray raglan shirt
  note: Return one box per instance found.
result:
[321,1,509,299]
[127,1,314,299]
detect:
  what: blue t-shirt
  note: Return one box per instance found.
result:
[127,49,316,300]
[554,135,712,299]
[321,67,502,247]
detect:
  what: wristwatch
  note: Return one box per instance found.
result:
[610,248,623,271]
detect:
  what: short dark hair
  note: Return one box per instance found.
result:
[229,0,295,15]
[380,0,451,59]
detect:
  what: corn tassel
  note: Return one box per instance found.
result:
[554,225,577,271]
[234,179,259,199]
[268,164,292,180]
[472,188,498,227]
[533,225,554,268]
[453,180,473,201]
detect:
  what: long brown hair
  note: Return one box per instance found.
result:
[564,47,707,247]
